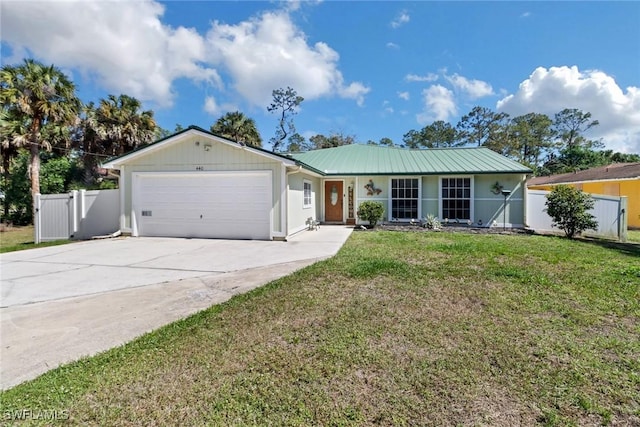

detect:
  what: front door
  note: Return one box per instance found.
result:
[324,181,344,222]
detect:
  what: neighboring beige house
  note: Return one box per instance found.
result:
[102,126,532,240]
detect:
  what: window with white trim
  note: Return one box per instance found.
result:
[391,178,419,220]
[303,180,312,208]
[441,177,471,220]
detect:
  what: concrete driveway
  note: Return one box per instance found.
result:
[0,226,353,390]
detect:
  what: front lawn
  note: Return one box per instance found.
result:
[1,231,638,425]
[0,225,70,253]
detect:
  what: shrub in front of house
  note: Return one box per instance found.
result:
[545,185,598,239]
[357,201,385,228]
[423,214,442,230]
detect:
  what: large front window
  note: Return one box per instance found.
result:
[391,178,419,220]
[442,177,471,220]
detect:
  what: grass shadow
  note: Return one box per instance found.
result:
[579,237,640,257]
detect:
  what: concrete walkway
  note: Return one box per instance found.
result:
[0,226,353,390]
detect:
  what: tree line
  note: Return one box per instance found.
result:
[217,89,639,178]
[399,106,638,175]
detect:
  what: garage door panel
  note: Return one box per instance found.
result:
[133,171,272,240]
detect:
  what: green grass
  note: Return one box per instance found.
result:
[627,229,640,243]
[1,232,639,426]
[0,225,70,253]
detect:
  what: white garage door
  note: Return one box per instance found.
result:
[132,171,272,240]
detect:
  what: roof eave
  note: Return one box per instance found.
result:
[321,170,531,176]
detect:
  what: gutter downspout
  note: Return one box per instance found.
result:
[523,173,532,230]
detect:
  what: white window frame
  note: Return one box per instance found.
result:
[303,180,312,209]
[389,177,421,221]
[439,176,474,221]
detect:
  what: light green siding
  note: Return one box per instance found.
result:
[355,176,389,222]
[119,134,285,234]
[473,175,527,227]
[287,172,321,234]
[421,176,440,218]
[349,173,528,226]
[356,176,388,199]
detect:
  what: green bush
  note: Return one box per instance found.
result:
[545,185,598,238]
[1,150,83,225]
[357,201,384,228]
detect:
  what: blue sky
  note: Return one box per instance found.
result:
[2,1,639,154]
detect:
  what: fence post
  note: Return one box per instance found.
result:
[70,190,78,238]
[33,193,41,244]
[79,189,86,239]
[619,196,628,243]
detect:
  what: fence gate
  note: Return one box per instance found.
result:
[34,193,72,243]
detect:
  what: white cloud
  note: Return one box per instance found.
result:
[0,0,219,107]
[203,96,237,116]
[417,85,457,125]
[340,82,371,107]
[0,1,368,110]
[520,12,531,18]
[445,73,494,99]
[203,96,220,115]
[391,10,410,28]
[386,42,400,49]
[405,73,439,83]
[497,66,640,153]
[206,11,370,107]
[398,91,410,101]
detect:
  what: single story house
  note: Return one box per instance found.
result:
[102,126,532,240]
[527,162,640,229]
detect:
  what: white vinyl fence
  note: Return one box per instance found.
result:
[34,189,120,243]
[526,190,628,241]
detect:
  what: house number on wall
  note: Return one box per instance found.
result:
[195,166,204,171]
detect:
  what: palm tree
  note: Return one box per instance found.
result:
[0,59,80,205]
[75,102,107,186]
[0,109,29,220]
[74,95,156,186]
[97,94,157,156]
[211,111,262,147]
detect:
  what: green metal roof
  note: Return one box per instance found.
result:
[290,144,532,175]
